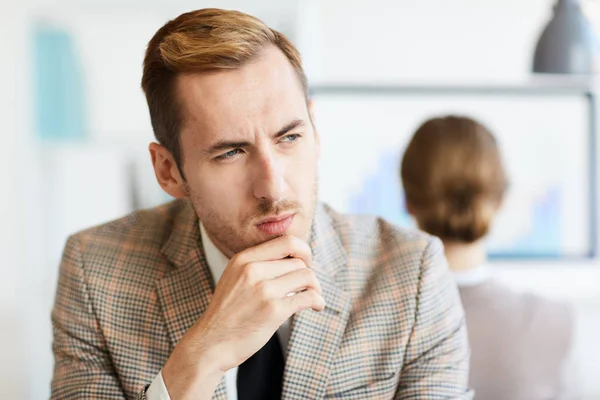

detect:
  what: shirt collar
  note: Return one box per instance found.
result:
[200,223,230,284]
[452,264,493,287]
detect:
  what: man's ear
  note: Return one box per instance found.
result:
[307,99,320,159]
[149,142,187,199]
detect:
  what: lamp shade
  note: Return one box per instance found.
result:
[533,0,597,74]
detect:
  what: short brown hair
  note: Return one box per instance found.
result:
[141,8,307,172]
[400,116,508,243]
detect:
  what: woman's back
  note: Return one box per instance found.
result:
[459,278,580,399]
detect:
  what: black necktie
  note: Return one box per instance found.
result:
[237,333,284,400]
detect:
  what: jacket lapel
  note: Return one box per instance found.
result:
[282,205,352,399]
[155,200,228,400]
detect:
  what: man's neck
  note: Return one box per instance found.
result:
[443,240,487,272]
[200,224,236,259]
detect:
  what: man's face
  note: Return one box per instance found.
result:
[175,46,319,257]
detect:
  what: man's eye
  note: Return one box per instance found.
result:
[215,148,242,161]
[280,133,302,143]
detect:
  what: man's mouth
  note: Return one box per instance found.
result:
[255,213,296,235]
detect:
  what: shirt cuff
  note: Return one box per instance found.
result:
[146,371,171,400]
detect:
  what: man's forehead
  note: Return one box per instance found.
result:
[176,50,307,145]
[177,48,303,106]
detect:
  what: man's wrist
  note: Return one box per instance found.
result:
[161,343,227,400]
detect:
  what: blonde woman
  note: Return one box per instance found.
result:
[401,115,580,399]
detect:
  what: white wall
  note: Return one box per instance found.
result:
[0,0,36,398]
[302,0,554,84]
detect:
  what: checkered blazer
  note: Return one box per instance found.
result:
[51,199,472,399]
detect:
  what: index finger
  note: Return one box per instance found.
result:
[235,235,312,268]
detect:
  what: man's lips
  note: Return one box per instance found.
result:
[256,213,295,235]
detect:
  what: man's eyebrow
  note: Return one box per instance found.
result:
[205,140,251,155]
[272,119,304,139]
[204,119,305,155]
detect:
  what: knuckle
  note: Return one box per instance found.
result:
[302,268,317,282]
[263,299,280,316]
[288,235,305,251]
[310,289,322,303]
[311,273,320,287]
[241,262,258,284]
[256,280,271,300]
[230,252,246,266]
[300,267,314,280]
[312,291,325,307]
[291,258,306,271]
[284,234,297,246]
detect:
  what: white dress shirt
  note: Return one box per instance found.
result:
[147,224,291,400]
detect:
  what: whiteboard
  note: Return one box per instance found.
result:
[312,87,595,259]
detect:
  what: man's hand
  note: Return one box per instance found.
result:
[161,235,325,400]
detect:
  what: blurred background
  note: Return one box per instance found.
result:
[1,0,600,398]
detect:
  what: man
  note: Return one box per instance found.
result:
[51,8,472,400]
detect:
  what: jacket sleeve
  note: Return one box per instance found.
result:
[395,237,473,399]
[50,235,149,399]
